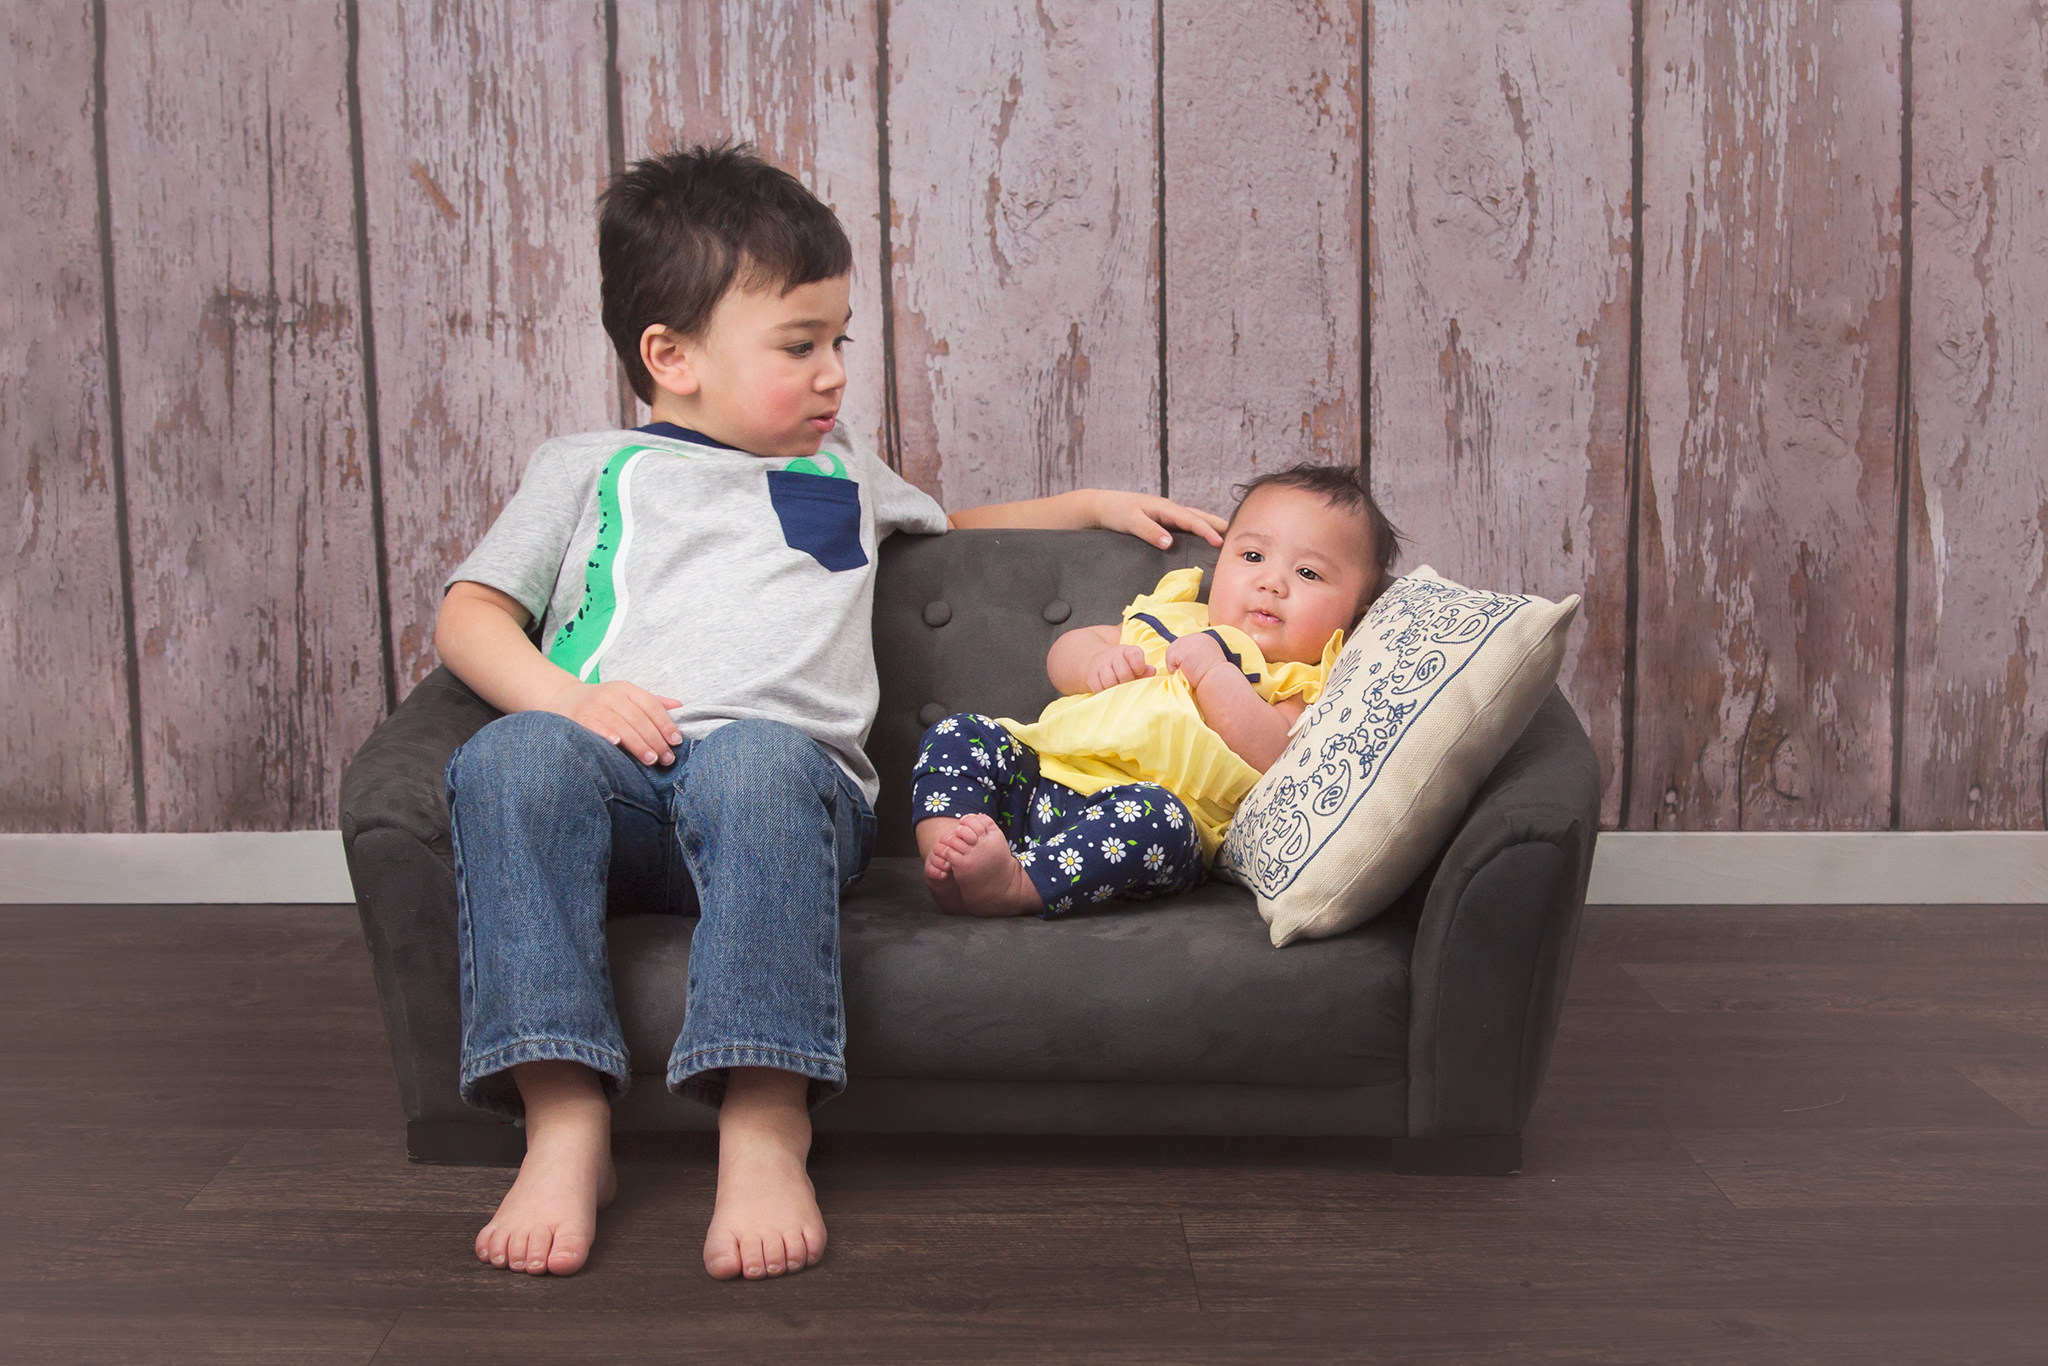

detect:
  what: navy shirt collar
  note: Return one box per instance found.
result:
[635,421,747,454]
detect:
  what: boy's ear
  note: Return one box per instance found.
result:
[640,324,699,397]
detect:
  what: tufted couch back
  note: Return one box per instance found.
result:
[865,529,1218,857]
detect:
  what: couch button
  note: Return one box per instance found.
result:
[922,601,952,627]
[1042,599,1071,624]
[918,703,947,726]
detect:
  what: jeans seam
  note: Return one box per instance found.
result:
[667,1043,846,1085]
[464,1036,633,1087]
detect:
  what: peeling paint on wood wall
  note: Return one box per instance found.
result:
[1906,1,2048,830]
[2,1,134,830]
[1368,0,1635,825]
[106,0,386,831]
[2,0,2042,833]
[1632,0,1903,831]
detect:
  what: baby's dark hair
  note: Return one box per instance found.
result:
[1230,462,1404,598]
[598,141,853,403]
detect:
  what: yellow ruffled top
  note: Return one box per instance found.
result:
[997,568,1343,862]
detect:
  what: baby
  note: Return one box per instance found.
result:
[913,463,1401,917]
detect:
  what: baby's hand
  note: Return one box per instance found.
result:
[546,679,685,766]
[1164,631,1229,688]
[1086,644,1155,694]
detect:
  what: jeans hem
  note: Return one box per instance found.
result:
[667,1043,847,1110]
[460,1037,634,1120]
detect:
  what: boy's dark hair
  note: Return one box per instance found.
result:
[1230,462,1404,600]
[599,141,853,403]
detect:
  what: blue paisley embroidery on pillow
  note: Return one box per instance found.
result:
[1218,575,1528,898]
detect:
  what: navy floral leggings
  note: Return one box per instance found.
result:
[910,712,1206,917]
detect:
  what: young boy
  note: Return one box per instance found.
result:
[913,464,1400,917]
[434,143,1225,1282]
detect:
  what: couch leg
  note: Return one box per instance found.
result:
[406,1119,526,1167]
[1391,1135,1522,1176]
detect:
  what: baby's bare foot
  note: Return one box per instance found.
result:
[475,1075,616,1276]
[918,815,967,913]
[704,1070,826,1280]
[940,814,1043,918]
[923,840,967,916]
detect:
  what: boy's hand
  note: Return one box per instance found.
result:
[1091,491,1228,548]
[546,679,685,766]
[1164,631,1229,689]
[1085,643,1155,694]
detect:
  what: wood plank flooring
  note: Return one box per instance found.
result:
[3,903,2045,1363]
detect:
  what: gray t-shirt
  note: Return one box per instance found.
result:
[448,422,949,803]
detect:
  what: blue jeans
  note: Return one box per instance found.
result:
[446,712,874,1118]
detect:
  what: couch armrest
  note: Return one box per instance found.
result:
[339,666,500,857]
[1405,686,1602,1138]
[339,666,502,1127]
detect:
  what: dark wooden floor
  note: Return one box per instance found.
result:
[4,903,2047,1364]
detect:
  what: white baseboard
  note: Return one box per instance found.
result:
[0,830,2043,907]
[0,832,357,905]
[1582,831,2046,905]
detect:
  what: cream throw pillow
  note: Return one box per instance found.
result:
[1215,566,1579,947]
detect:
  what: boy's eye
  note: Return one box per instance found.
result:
[786,342,814,357]
[1241,550,1263,563]
[833,334,852,351]
[1297,566,1322,582]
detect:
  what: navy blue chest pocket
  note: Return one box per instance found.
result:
[767,470,868,571]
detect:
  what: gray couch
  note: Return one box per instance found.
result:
[341,529,1601,1174]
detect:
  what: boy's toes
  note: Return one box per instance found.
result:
[521,1229,554,1276]
[704,1232,743,1280]
[740,1231,768,1279]
[546,1229,591,1276]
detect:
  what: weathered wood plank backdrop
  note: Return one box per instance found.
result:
[3,0,2042,834]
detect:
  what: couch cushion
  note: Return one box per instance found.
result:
[610,858,1412,1089]
[868,529,1218,857]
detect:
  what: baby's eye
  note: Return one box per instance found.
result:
[786,342,814,358]
[1241,550,1264,563]
[1297,566,1322,582]
[833,334,852,351]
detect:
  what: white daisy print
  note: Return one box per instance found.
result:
[1100,838,1128,864]
[1090,885,1116,902]
[972,746,991,767]
[935,717,957,734]
[1052,895,1074,914]
[1143,845,1166,871]
[1017,849,1036,867]
[1163,806,1185,829]
[1055,848,1085,876]
[1046,832,1066,846]
[1083,806,1104,821]
[924,792,951,812]
[1035,794,1057,823]
[1115,799,1143,822]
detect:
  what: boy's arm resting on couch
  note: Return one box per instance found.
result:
[947,488,1228,549]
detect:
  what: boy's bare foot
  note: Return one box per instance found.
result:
[918,815,968,914]
[477,1061,617,1277]
[704,1068,826,1280]
[937,813,1043,917]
